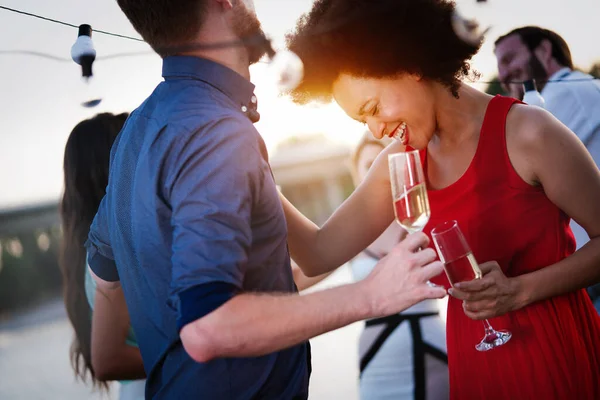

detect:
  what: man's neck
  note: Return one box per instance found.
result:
[175,15,251,80]
[545,60,570,81]
[178,48,251,80]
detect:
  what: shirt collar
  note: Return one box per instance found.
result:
[162,56,259,120]
[548,67,572,82]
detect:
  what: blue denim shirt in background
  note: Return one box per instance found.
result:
[86,56,310,399]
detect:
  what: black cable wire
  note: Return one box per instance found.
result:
[0,49,156,62]
[0,49,274,66]
[0,5,144,42]
[96,51,155,60]
[0,5,272,56]
[1,48,595,84]
[0,50,71,62]
[474,78,599,85]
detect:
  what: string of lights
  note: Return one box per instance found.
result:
[0,5,143,41]
[1,4,598,87]
[0,49,155,62]
[475,78,599,85]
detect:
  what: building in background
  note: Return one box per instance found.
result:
[0,202,62,315]
[271,134,354,225]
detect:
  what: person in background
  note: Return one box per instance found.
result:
[59,112,146,399]
[349,132,448,400]
[494,26,600,310]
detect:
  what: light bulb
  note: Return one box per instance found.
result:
[71,24,96,77]
[267,49,304,93]
[71,24,102,107]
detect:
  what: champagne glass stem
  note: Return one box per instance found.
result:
[482,319,494,334]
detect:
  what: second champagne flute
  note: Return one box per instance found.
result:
[431,220,512,351]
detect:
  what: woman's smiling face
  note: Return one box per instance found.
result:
[332,73,437,149]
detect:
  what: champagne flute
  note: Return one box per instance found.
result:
[388,150,430,233]
[388,150,438,287]
[431,220,512,351]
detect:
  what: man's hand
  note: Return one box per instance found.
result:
[362,232,446,318]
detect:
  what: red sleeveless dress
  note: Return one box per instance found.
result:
[421,95,600,399]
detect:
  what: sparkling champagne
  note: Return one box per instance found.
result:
[393,183,431,233]
[443,252,482,286]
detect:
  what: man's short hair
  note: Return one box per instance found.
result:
[495,26,574,69]
[117,0,208,56]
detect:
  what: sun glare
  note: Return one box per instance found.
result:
[250,63,367,152]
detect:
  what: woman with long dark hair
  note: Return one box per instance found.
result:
[59,112,146,398]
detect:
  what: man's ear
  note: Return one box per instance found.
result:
[533,39,553,66]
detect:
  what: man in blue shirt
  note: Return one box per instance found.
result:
[87,0,446,398]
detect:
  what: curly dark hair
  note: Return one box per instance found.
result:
[286,0,482,103]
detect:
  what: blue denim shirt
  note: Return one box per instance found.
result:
[86,56,309,399]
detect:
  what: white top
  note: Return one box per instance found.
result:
[542,67,600,249]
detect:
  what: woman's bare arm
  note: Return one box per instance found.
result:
[282,141,403,276]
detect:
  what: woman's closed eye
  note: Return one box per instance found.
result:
[372,104,380,116]
[358,104,379,125]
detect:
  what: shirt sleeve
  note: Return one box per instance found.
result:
[544,85,594,144]
[85,196,120,282]
[165,117,265,330]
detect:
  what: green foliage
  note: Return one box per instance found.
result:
[483,75,507,96]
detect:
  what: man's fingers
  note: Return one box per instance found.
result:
[401,232,431,252]
[422,285,448,300]
[421,261,444,281]
[413,247,437,267]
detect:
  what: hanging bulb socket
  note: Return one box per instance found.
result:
[71,24,102,107]
[450,8,490,47]
[71,24,96,78]
[258,34,304,93]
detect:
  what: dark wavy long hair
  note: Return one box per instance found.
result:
[59,112,128,387]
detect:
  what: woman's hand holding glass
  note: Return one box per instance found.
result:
[432,220,512,351]
[449,261,523,320]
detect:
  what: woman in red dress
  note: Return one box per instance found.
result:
[282,0,600,398]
